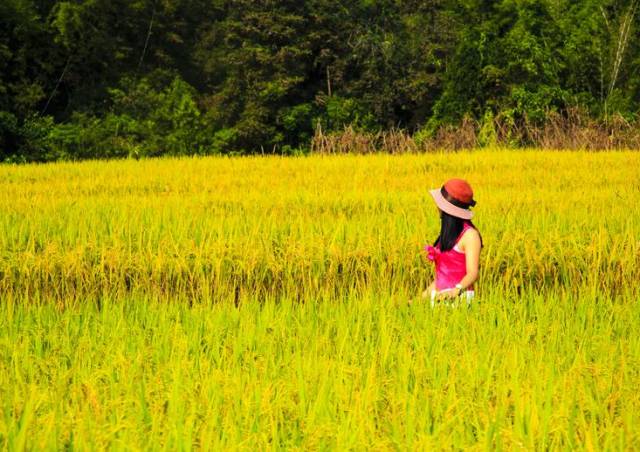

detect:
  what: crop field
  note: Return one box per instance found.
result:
[1,150,639,449]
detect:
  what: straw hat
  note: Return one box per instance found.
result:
[429,179,476,220]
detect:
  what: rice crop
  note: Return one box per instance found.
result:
[0,150,639,449]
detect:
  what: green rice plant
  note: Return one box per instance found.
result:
[0,151,638,303]
[0,150,639,449]
[0,291,639,449]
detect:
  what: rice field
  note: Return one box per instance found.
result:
[0,150,639,449]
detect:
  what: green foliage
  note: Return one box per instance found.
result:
[0,112,18,158]
[46,113,131,160]
[477,109,497,147]
[316,96,376,132]
[412,125,433,148]
[34,73,216,160]
[280,104,314,137]
[0,115,55,162]
[1,0,640,160]
[112,75,208,156]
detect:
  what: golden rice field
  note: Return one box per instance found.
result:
[0,150,639,449]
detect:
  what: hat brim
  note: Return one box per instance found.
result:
[429,189,474,220]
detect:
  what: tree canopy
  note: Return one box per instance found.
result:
[1,0,639,161]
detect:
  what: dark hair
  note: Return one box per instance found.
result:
[434,210,483,251]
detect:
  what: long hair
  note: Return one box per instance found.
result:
[434,210,483,251]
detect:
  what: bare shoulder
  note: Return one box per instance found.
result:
[459,227,481,251]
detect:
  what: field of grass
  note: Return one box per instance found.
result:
[1,150,639,449]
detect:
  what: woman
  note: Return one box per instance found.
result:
[422,178,482,306]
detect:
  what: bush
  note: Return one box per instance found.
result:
[314,95,376,133]
[44,73,218,160]
[107,74,211,156]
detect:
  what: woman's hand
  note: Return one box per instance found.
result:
[435,288,461,300]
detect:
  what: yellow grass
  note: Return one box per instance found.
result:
[0,150,639,449]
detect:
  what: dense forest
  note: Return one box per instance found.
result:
[1,0,639,161]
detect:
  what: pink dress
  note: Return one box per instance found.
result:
[425,222,474,291]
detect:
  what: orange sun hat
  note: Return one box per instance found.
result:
[429,178,476,220]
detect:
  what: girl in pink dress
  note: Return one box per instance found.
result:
[422,179,482,306]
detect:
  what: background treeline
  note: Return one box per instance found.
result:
[1,0,639,161]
